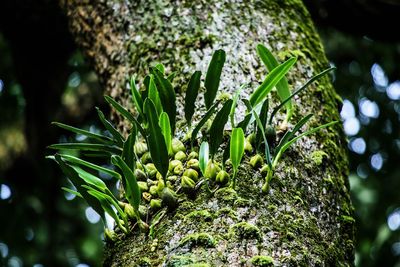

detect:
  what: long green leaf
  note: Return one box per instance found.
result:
[61,187,82,198]
[255,99,269,151]
[237,113,251,132]
[191,101,220,147]
[268,67,336,124]
[252,106,272,168]
[143,99,169,180]
[60,154,121,180]
[52,122,114,144]
[48,143,122,154]
[96,107,124,147]
[151,67,177,133]
[111,155,141,212]
[249,57,296,107]
[275,114,313,153]
[184,71,201,127]
[257,44,293,121]
[130,76,144,120]
[199,141,209,176]
[209,99,233,158]
[275,121,338,163]
[230,83,247,127]
[204,50,226,109]
[230,128,245,174]
[148,75,163,117]
[159,112,172,155]
[53,155,105,221]
[123,125,137,171]
[104,95,146,137]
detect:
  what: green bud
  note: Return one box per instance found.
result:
[174,151,187,162]
[137,181,148,192]
[204,161,220,180]
[124,203,136,219]
[186,159,200,171]
[244,139,253,153]
[145,163,157,178]
[172,138,186,154]
[156,180,165,196]
[250,154,264,169]
[246,133,256,145]
[161,187,178,210]
[265,125,276,146]
[142,192,152,202]
[167,175,178,182]
[156,171,163,181]
[134,142,148,156]
[136,161,143,170]
[150,199,162,210]
[218,92,232,101]
[181,176,196,192]
[138,205,148,220]
[260,164,269,176]
[149,185,158,196]
[169,159,182,172]
[173,163,184,175]
[183,168,199,181]
[216,170,230,185]
[141,152,152,164]
[134,169,147,181]
[104,228,117,242]
[188,151,198,160]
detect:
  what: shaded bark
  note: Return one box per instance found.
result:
[61,0,355,265]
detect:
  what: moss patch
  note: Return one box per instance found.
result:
[230,222,261,240]
[310,150,328,166]
[178,233,216,248]
[250,255,274,266]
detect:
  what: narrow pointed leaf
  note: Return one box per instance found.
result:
[151,67,177,133]
[60,154,121,180]
[61,187,82,198]
[279,121,338,156]
[257,44,293,120]
[122,125,137,171]
[237,113,251,132]
[199,141,209,176]
[269,67,336,124]
[52,122,114,144]
[148,75,163,116]
[111,155,141,211]
[48,143,122,154]
[204,49,226,109]
[184,71,201,126]
[275,114,313,153]
[249,57,296,107]
[255,99,269,151]
[142,75,150,100]
[143,99,169,179]
[209,99,233,157]
[191,101,220,147]
[167,71,176,83]
[230,83,247,127]
[159,112,172,155]
[96,107,124,147]
[130,76,144,119]
[104,95,146,137]
[230,128,245,174]
[154,63,165,74]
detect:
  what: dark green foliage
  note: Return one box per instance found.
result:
[204,50,226,109]
[209,99,233,158]
[185,71,201,127]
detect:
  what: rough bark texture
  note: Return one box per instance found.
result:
[61,0,355,266]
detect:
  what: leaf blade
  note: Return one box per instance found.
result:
[159,112,172,155]
[52,122,114,144]
[184,71,201,127]
[209,99,233,158]
[191,101,220,147]
[199,141,209,176]
[48,143,122,154]
[230,128,245,174]
[204,50,226,109]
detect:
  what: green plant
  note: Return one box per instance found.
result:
[48,46,337,238]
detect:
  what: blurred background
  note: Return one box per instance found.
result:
[0,0,399,266]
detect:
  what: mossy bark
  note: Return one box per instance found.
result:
[61,0,355,266]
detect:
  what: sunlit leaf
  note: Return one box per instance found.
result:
[204,49,226,109]
[151,67,177,133]
[48,143,122,154]
[249,57,296,107]
[199,141,209,176]
[159,112,172,155]
[52,122,114,144]
[143,99,169,180]
[148,75,163,117]
[96,107,125,147]
[154,63,165,74]
[257,44,293,121]
[230,127,245,181]
[209,99,233,158]
[123,125,137,171]
[61,187,82,198]
[230,83,247,127]
[184,71,201,127]
[130,76,144,120]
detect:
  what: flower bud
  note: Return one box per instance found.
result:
[172,138,186,154]
[149,185,158,196]
[161,187,178,209]
[173,164,184,175]
[145,163,157,178]
[205,161,220,180]
[188,151,198,160]
[134,142,148,156]
[169,159,182,172]
[137,181,148,192]
[142,192,152,202]
[167,175,178,182]
[150,199,162,210]
[138,205,148,220]
[216,170,230,185]
[246,133,256,145]
[174,151,187,162]
[186,159,200,171]
[134,169,147,181]
[104,228,117,242]
[244,139,253,153]
[124,203,136,219]
[141,152,152,164]
[181,176,196,193]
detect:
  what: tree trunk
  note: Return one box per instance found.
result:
[60,0,355,266]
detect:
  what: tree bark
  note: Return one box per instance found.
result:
[60,0,355,266]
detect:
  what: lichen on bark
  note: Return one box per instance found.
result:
[61,0,355,266]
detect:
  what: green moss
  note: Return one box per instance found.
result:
[214,187,238,203]
[250,255,274,266]
[178,233,216,248]
[166,256,195,267]
[138,257,152,266]
[340,215,356,223]
[185,210,214,222]
[310,150,328,166]
[230,222,261,240]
